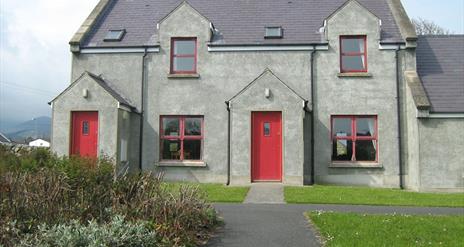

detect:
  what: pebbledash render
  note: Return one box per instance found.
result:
[50,0,464,192]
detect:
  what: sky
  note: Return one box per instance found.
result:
[0,0,463,130]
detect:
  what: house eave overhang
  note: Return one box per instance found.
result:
[69,0,112,52]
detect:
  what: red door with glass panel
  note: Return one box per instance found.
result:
[71,111,98,157]
[251,112,282,182]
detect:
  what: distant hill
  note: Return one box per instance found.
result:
[6,116,51,143]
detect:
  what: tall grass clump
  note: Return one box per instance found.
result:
[0,145,218,246]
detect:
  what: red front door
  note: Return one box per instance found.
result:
[71,111,98,157]
[251,112,282,182]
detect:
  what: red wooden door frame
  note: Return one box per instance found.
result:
[70,111,98,158]
[251,111,282,182]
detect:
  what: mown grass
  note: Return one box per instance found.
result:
[307,211,464,247]
[165,183,250,203]
[285,185,464,207]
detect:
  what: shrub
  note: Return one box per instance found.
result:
[17,215,159,247]
[0,147,218,246]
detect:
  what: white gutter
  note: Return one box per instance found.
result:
[80,47,160,54]
[427,113,464,119]
[379,44,407,50]
[208,45,329,52]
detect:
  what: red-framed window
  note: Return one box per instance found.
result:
[340,35,367,73]
[170,37,197,74]
[160,116,203,161]
[331,115,378,162]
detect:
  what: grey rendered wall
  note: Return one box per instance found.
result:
[229,71,307,185]
[418,118,464,191]
[116,109,140,174]
[313,1,400,187]
[51,75,119,159]
[145,3,311,184]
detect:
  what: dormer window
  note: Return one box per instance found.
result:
[340,35,367,73]
[170,38,197,74]
[104,29,126,42]
[265,27,283,39]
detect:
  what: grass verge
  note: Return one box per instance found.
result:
[166,183,250,203]
[285,185,464,207]
[306,211,464,246]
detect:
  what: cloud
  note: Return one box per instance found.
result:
[0,0,98,124]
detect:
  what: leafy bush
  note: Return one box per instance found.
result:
[0,146,218,246]
[17,215,158,247]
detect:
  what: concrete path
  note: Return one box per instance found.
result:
[243,183,285,204]
[207,204,320,247]
[207,203,463,247]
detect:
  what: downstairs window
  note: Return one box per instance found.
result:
[331,115,378,162]
[160,116,203,161]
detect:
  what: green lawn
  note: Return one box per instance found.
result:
[165,183,249,203]
[285,185,464,207]
[307,211,464,247]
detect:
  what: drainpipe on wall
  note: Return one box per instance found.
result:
[309,47,316,185]
[225,101,231,185]
[395,46,404,189]
[139,48,148,171]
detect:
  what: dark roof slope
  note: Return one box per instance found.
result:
[83,0,403,47]
[416,35,464,113]
[50,71,137,112]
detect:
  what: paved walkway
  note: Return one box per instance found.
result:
[208,203,463,247]
[207,183,463,246]
[243,183,284,204]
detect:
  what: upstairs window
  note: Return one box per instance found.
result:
[265,27,283,38]
[331,115,378,162]
[340,36,367,73]
[170,38,197,74]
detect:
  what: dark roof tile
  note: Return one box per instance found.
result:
[417,35,464,113]
[82,0,403,47]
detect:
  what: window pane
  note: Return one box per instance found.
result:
[356,118,375,137]
[162,118,179,136]
[333,118,352,137]
[264,122,271,136]
[341,38,364,53]
[332,140,353,161]
[173,57,195,71]
[355,140,377,161]
[185,118,202,136]
[174,40,195,55]
[162,139,181,160]
[82,121,89,135]
[342,55,366,71]
[183,140,201,160]
[265,27,282,37]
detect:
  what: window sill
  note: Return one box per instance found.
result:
[167,73,200,79]
[330,162,382,168]
[157,161,206,167]
[337,72,372,78]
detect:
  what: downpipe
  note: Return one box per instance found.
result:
[309,47,316,185]
[225,101,231,185]
[395,46,404,189]
[139,48,148,172]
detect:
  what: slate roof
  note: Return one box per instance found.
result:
[82,0,403,48]
[86,72,137,111]
[416,35,464,113]
[50,72,137,112]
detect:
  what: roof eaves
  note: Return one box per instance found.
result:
[158,1,211,26]
[386,0,417,46]
[69,0,112,52]
[325,0,380,22]
[228,68,307,103]
[405,71,431,111]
